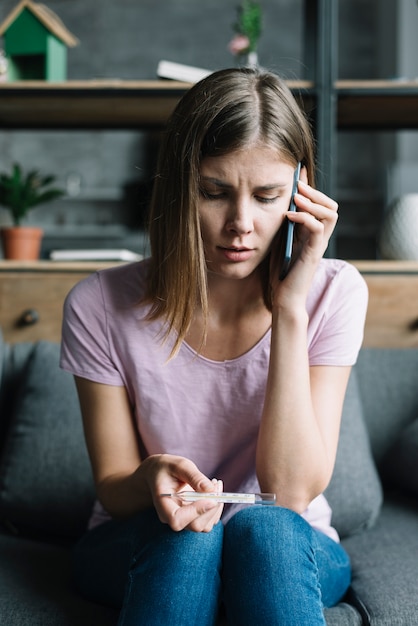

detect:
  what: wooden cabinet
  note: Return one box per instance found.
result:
[0,261,115,343]
[0,260,417,348]
[354,262,418,349]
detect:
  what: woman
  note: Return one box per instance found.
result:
[60,68,368,626]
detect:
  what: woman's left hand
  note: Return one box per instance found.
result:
[271,169,339,301]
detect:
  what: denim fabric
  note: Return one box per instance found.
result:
[223,507,350,625]
[73,506,350,626]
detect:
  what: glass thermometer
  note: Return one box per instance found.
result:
[160,492,276,505]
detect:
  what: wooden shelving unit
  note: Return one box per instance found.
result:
[0,79,314,129]
[0,0,416,258]
[2,79,418,131]
[0,2,416,345]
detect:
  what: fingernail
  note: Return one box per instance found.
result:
[200,478,213,491]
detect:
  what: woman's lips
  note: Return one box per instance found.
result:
[218,246,254,262]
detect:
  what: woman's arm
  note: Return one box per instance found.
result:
[75,376,223,532]
[256,176,349,513]
[257,339,351,512]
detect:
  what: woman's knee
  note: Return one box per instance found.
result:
[121,521,225,625]
[154,519,224,566]
[130,516,225,582]
[222,508,326,625]
[224,505,312,554]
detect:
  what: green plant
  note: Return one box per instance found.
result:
[0,163,64,226]
[229,0,263,56]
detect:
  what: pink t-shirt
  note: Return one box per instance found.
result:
[60,258,368,541]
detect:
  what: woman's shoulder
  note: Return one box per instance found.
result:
[307,258,368,318]
[314,258,367,295]
[307,259,368,365]
[67,258,150,307]
[97,257,150,285]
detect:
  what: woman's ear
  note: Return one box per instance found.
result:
[299,165,308,185]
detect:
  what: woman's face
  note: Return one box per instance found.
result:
[199,143,295,281]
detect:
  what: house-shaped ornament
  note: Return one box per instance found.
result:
[0,0,78,81]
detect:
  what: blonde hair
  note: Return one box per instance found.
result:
[145,68,315,356]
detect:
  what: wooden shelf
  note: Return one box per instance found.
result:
[1,79,417,131]
[337,80,418,130]
[0,80,190,129]
[0,260,120,272]
[352,260,418,274]
[0,79,314,129]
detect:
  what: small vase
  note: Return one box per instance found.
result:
[1,226,44,260]
[246,51,259,68]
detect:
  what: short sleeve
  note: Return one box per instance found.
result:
[60,272,124,386]
[308,261,369,367]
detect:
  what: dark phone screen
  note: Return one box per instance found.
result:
[279,162,301,280]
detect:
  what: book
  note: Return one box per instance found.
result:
[49,249,143,262]
[157,60,212,83]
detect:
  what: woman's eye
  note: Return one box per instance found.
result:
[257,196,279,204]
[200,189,225,200]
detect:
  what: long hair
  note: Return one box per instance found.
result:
[145,68,315,356]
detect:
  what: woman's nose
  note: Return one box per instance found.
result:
[226,198,254,234]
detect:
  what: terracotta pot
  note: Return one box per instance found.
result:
[1,226,44,260]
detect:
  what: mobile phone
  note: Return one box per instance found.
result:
[279,162,302,280]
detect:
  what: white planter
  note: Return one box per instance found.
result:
[379,194,418,260]
[246,51,259,68]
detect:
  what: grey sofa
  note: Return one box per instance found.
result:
[0,333,417,626]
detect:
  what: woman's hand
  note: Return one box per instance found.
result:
[144,454,224,533]
[271,168,339,303]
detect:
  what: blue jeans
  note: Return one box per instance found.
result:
[73,506,351,626]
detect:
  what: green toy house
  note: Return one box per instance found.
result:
[0,0,78,81]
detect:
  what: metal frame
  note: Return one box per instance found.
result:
[303,0,338,254]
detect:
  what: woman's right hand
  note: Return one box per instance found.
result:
[143,454,224,533]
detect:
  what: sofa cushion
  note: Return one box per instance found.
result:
[325,368,383,539]
[0,334,36,459]
[381,417,418,498]
[0,329,6,450]
[0,341,95,538]
[0,532,119,626]
[354,349,418,462]
[342,497,418,626]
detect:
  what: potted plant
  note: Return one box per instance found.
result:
[228,0,263,68]
[0,163,64,260]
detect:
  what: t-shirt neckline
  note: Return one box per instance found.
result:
[181,327,272,365]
